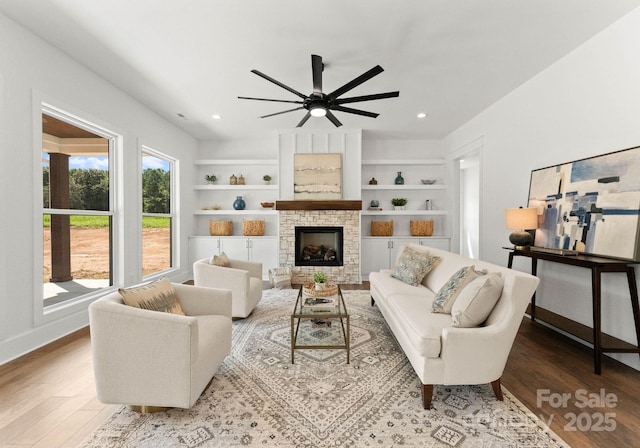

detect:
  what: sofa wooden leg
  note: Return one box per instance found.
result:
[421,384,434,409]
[371,296,375,306]
[491,378,504,401]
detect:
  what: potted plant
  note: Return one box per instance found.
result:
[263,174,272,185]
[204,174,217,184]
[313,271,327,291]
[391,198,407,210]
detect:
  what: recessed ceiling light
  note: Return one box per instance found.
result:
[212,114,222,120]
[417,112,428,119]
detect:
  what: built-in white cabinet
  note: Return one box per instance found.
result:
[188,236,277,279]
[361,236,451,277]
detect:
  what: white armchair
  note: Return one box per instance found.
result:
[193,257,263,318]
[88,283,232,410]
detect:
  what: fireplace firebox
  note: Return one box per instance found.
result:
[295,226,344,267]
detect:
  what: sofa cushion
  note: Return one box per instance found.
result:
[269,266,292,289]
[386,293,451,358]
[451,273,504,327]
[432,266,483,314]
[211,251,231,267]
[119,277,185,315]
[391,246,441,287]
[370,270,433,301]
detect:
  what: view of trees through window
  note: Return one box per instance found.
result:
[142,150,173,277]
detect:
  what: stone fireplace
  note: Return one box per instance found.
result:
[277,200,361,284]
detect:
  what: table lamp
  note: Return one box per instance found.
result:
[505,207,538,248]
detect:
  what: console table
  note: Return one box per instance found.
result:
[506,248,640,374]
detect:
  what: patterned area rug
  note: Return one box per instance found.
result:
[80,289,569,447]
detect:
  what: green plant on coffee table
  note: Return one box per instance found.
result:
[313,271,327,284]
[391,198,407,206]
[204,174,217,183]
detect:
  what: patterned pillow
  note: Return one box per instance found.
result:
[119,277,185,315]
[211,251,231,267]
[269,266,292,289]
[432,266,484,314]
[451,273,504,327]
[391,246,441,287]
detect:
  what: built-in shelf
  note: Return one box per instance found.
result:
[362,184,447,190]
[194,209,278,215]
[194,185,278,190]
[361,159,446,165]
[361,210,447,216]
[194,159,278,166]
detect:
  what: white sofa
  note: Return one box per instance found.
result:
[369,244,539,409]
[89,283,232,410]
[193,257,263,318]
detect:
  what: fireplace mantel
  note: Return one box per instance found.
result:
[275,200,362,211]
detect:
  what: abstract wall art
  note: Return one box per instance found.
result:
[527,145,640,260]
[293,153,342,200]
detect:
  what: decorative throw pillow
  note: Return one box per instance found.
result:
[451,272,504,327]
[119,277,185,315]
[432,266,484,314]
[211,251,230,267]
[391,246,441,287]
[269,266,292,289]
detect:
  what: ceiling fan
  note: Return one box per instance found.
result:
[238,54,399,127]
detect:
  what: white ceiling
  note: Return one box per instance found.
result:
[1,0,639,141]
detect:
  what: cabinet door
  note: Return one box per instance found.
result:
[361,238,392,278]
[219,237,250,261]
[188,237,220,266]
[419,237,450,251]
[388,238,416,266]
[247,237,278,279]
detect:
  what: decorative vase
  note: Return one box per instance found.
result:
[265,180,270,185]
[229,174,237,185]
[238,174,245,185]
[233,196,246,210]
[394,172,404,185]
[315,282,326,291]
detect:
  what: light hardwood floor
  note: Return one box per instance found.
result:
[1,286,639,447]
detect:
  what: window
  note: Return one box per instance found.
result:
[42,109,114,308]
[141,148,175,277]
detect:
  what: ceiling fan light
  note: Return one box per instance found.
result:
[310,106,327,117]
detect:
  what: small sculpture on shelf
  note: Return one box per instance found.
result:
[238,174,246,185]
[204,174,217,184]
[263,174,272,185]
[369,177,378,185]
[229,174,237,185]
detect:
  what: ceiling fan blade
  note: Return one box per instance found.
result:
[328,65,384,99]
[296,112,312,127]
[259,107,304,119]
[331,105,379,118]
[312,54,323,94]
[238,96,304,104]
[251,70,307,99]
[325,110,343,127]
[335,91,399,105]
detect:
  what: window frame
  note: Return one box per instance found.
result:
[140,144,179,280]
[34,97,123,325]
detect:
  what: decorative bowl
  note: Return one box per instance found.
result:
[261,202,275,208]
[421,179,436,185]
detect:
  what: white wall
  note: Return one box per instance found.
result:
[0,13,198,365]
[444,8,640,370]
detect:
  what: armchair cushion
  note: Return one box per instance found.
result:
[118,277,185,315]
[211,251,231,267]
[451,273,504,327]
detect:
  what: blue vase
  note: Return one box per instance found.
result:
[394,171,404,185]
[233,196,246,210]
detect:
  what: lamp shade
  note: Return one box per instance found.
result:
[505,207,538,230]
